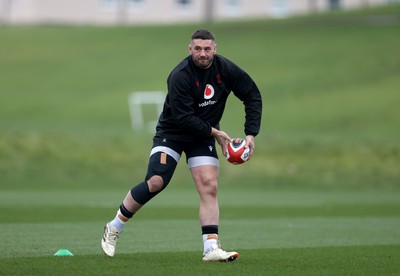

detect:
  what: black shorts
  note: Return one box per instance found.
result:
[150,136,219,168]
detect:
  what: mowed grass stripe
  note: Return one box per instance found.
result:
[2,217,399,258]
[1,246,399,275]
[1,204,400,223]
[2,189,400,207]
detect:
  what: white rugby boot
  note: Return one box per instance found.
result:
[202,242,239,262]
[101,222,120,257]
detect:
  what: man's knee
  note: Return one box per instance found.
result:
[196,176,218,197]
[147,175,164,192]
[130,176,164,205]
[204,181,218,197]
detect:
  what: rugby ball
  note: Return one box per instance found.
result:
[226,138,250,165]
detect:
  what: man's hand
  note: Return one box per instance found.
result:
[211,127,231,157]
[244,135,255,160]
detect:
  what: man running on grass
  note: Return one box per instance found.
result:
[102,29,262,262]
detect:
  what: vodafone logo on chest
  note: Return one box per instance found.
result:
[204,84,215,99]
[198,84,217,108]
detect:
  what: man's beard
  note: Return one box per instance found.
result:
[193,56,214,69]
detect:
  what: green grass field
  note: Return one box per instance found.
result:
[1,4,400,275]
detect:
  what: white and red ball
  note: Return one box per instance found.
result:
[226,138,250,165]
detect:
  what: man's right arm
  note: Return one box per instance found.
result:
[211,127,231,157]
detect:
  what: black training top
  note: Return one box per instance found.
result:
[155,54,262,142]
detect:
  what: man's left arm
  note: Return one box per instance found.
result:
[229,68,262,159]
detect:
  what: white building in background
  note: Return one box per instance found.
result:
[0,0,398,25]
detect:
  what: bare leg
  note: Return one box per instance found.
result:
[190,165,219,227]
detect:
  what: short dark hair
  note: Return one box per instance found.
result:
[191,29,215,41]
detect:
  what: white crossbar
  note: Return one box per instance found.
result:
[128,91,165,131]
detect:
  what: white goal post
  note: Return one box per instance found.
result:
[128,91,165,131]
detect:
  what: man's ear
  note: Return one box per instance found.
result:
[188,44,192,54]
